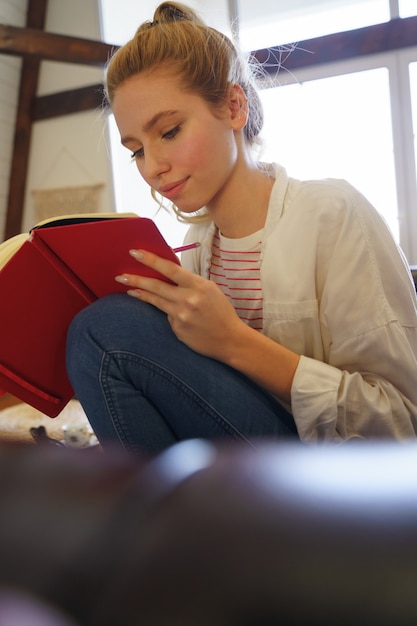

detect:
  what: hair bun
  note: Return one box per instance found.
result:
[154,2,204,26]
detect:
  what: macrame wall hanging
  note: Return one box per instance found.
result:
[31,148,105,222]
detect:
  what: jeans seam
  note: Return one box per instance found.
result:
[99,351,254,448]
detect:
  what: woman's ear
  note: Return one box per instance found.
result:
[227,83,249,131]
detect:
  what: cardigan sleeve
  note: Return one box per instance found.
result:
[292,333,417,441]
[288,184,417,441]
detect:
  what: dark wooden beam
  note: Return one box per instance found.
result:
[253,16,417,75]
[33,83,106,120]
[4,0,48,240]
[0,24,117,65]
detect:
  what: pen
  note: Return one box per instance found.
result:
[173,242,201,253]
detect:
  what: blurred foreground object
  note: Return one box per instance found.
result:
[0,439,417,625]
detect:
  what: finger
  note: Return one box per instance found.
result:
[127,285,177,317]
[115,272,173,294]
[130,249,192,286]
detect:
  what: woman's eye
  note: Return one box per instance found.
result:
[129,126,180,160]
[163,125,180,140]
[131,147,144,160]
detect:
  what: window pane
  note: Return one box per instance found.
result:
[258,68,399,240]
[238,0,390,51]
[399,0,417,17]
[410,62,417,190]
[99,0,155,44]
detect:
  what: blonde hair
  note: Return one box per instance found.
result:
[105,2,264,222]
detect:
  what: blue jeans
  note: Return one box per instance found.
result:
[66,294,298,454]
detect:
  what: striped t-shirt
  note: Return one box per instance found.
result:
[209,229,264,332]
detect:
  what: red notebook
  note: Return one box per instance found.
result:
[0,215,180,417]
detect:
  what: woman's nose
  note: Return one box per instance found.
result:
[142,149,170,181]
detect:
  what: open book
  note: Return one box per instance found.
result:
[0,214,181,417]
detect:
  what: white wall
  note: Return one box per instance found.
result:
[22,0,115,232]
[0,0,27,237]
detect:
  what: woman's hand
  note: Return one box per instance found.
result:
[115,249,246,362]
[115,248,300,403]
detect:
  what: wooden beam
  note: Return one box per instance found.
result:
[0,24,117,66]
[4,0,49,240]
[33,84,107,120]
[253,16,417,75]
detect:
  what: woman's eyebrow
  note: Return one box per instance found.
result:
[143,109,178,133]
[121,110,178,146]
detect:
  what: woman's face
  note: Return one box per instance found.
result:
[112,68,243,214]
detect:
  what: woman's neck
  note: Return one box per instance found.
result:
[208,161,274,239]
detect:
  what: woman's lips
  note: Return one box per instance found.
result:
[159,178,188,201]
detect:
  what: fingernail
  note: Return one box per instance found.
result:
[115,275,129,284]
[130,249,144,260]
[127,289,141,298]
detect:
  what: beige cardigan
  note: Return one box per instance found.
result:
[181,164,417,441]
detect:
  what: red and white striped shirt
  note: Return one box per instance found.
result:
[209,229,264,332]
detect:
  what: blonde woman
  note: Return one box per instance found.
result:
[66,2,417,453]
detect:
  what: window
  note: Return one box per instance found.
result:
[411,63,417,184]
[238,0,389,51]
[258,66,399,240]
[400,0,417,17]
[408,61,417,251]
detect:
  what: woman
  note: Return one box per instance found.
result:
[66,2,417,453]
